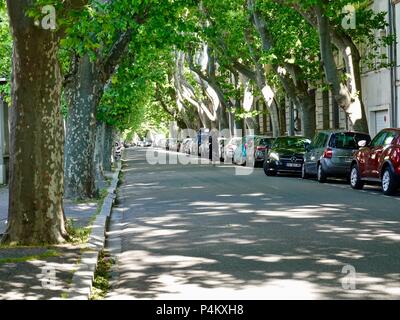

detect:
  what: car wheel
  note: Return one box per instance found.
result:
[382,167,398,196]
[301,164,309,179]
[317,164,327,183]
[263,162,277,176]
[350,164,364,190]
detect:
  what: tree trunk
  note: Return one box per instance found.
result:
[300,91,317,138]
[64,55,98,199]
[262,101,268,135]
[278,101,286,136]
[349,48,369,132]
[103,124,113,171]
[94,121,105,188]
[3,0,67,245]
[322,89,330,130]
[315,5,368,133]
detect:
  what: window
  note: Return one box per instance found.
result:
[274,137,311,148]
[312,133,328,149]
[383,131,397,146]
[329,133,371,149]
[370,130,388,147]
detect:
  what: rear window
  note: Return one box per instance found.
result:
[329,133,371,149]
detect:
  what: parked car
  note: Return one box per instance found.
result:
[233,135,270,166]
[137,140,145,147]
[144,140,152,147]
[217,137,227,161]
[165,138,178,151]
[233,141,246,166]
[252,136,275,167]
[176,139,183,152]
[194,133,209,156]
[199,135,210,158]
[263,136,311,176]
[224,137,242,162]
[233,136,252,166]
[350,128,400,195]
[303,131,371,182]
[181,138,194,154]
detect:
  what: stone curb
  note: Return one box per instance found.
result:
[68,162,122,300]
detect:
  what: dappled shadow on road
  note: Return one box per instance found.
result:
[108,149,400,300]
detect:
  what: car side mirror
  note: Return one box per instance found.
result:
[358,140,367,148]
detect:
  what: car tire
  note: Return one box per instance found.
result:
[263,162,277,176]
[350,164,364,190]
[382,167,398,196]
[317,164,327,183]
[301,164,309,179]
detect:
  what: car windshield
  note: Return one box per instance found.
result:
[258,138,273,146]
[273,137,309,148]
[330,133,371,149]
[229,138,242,146]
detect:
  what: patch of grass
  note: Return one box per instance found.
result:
[61,292,69,299]
[65,220,91,244]
[117,171,124,187]
[98,188,109,202]
[0,249,60,264]
[66,187,109,245]
[90,250,115,300]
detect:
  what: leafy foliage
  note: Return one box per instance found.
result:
[0,3,11,101]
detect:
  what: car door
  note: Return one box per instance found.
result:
[315,133,329,170]
[306,133,324,174]
[304,134,317,173]
[366,130,388,179]
[372,131,397,178]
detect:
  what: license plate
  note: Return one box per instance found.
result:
[286,163,301,168]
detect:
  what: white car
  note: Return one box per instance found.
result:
[224,137,242,162]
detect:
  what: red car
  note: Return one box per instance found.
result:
[350,128,400,195]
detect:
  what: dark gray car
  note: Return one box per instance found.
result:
[302,131,371,182]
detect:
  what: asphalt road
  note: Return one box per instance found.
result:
[106,147,400,300]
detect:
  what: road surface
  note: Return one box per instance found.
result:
[106,147,400,299]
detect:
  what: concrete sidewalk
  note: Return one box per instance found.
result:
[0,167,120,300]
[0,188,97,236]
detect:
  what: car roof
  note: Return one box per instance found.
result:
[317,130,370,135]
[276,136,308,139]
[380,128,400,133]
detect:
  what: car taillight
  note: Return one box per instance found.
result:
[323,148,333,159]
[257,146,266,151]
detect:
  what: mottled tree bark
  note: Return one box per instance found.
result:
[322,90,330,130]
[278,101,286,136]
[103,124,113,171]
[64,28,133,199]
[94,120,105,186]
[3,0,67,244]
[64,55,98,199]
[300,91,317,139]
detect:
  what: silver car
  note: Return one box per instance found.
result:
[303,131,371,182]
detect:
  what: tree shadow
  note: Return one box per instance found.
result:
[107,149,400,300]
